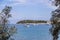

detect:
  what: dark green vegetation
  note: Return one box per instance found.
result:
[49,0,60,40]
[17,20,47,24]
[0,6,17,40]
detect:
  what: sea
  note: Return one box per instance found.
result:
[11,24,54,40]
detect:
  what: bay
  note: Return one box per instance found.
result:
[12,24,52,40]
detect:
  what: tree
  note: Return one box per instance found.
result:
[49,0,60,40]
[0,6,17,40]
[54,0,60,6]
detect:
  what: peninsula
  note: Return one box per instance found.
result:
[17,20,47,24]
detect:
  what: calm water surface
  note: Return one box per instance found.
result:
[12,24,52,40]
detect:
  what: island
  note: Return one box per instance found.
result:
[17,20,47,24]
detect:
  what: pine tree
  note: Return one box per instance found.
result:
[50,0,60,40]
[0,6,17,40]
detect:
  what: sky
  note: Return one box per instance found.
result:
[0,0,57,24]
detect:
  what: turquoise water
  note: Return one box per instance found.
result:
[13,24,52,40]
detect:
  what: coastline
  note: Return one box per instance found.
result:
[18,23,51,25]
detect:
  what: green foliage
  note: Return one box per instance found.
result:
[17,20,47,24]
[50,0,60,40]
[0,6,17,40]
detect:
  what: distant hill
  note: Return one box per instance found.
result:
[17,20,47,24]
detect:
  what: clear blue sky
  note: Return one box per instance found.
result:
[0,0,56,23]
